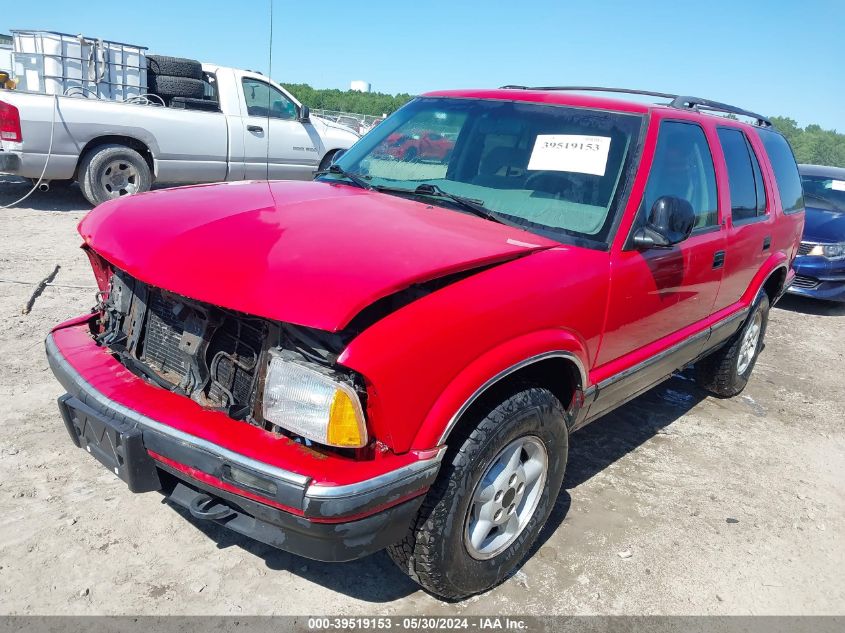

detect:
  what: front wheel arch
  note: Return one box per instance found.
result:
[317,149,343,173]
[435,354,584,451]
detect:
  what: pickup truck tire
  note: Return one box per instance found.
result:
[78,144,152,206]
[148,75,205,100]
[146,55,203,80]
[695,292,770,397]
[388,386,568,600]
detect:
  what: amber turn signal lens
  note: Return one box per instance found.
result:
[327,389,367,448]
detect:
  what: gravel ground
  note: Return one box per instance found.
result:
[1,178,844,615]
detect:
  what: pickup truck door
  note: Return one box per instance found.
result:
[239,77,323,180]
[591,120,726,416]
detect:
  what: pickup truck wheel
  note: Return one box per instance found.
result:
[387,386,568,600]
[695,292,770,397]
[79,145,152,206]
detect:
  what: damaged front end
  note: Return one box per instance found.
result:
[95,268,365,449]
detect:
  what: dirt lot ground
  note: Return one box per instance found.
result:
[1,177,844,615]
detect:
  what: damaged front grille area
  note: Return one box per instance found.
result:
[98,269,269,423]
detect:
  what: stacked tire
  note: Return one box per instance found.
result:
[146,55,204,105]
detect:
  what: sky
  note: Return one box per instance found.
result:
[5,0,844,130]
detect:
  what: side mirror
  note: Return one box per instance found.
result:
[331,149,346,164]
[632,196,696,249]
[299,105,310,122]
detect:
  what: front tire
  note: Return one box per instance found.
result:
[695,291,770,397]
[78,144,152,206]
[388,386,568,600]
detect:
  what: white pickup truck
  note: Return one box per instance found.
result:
[0,64,359,205]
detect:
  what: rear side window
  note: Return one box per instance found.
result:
[758,129,804,214]
[643,121,719,228]
[717,127,767,222]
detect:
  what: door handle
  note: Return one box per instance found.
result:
[712,250,726,269]
[762,236,771,251]
[247,125,264,133]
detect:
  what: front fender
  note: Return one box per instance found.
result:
[339,247,610,454]
[410,329,589,450]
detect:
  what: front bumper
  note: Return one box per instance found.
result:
[787,256,845,302]
[46,318,444,561]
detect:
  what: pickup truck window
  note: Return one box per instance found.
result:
[330,97,643,246]
[203,72,219,103]
[758,128,804,214]
[642,121,718,228]
[242,77,297,120]
[717,127,768,222]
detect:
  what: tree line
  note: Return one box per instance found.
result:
[283,84,845,168]
[769,117,845,168]
[282,83,413,118]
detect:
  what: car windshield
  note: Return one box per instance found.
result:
[322,97,643,245]
[800,174,845,213]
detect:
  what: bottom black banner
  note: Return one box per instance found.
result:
[0,616,842,633]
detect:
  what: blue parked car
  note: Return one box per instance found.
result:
[789,164,845,302]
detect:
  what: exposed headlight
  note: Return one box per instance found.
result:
[262,351,367,448]
[808,242,845,260]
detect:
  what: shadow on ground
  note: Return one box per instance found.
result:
[163,372,707,603]
[0,176,90,211]
[775,293,845,316]
[533,371,707,555]
[0,176,173,211]
[164,500,421,603]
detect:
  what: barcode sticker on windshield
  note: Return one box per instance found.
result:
[830,180,845,192]
[527,135,612,176]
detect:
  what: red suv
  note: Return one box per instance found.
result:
[375,131,455,161]
[46,87,804,600]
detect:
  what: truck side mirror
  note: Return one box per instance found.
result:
[299,105,310,122]
[632,196,696,249]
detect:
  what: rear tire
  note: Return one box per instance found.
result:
[695,291,770,397]
[388,386,568,600]
[78,144,152,206]
[146,55,203,79]
[148,75,204,100]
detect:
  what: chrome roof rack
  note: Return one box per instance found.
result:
[498,85,772,127]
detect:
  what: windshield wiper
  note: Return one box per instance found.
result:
[315,163,373,190]
[374,182,504,224]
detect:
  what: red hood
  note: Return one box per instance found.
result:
[79,181,556,331]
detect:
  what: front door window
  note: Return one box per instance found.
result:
[242,78,297,120]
